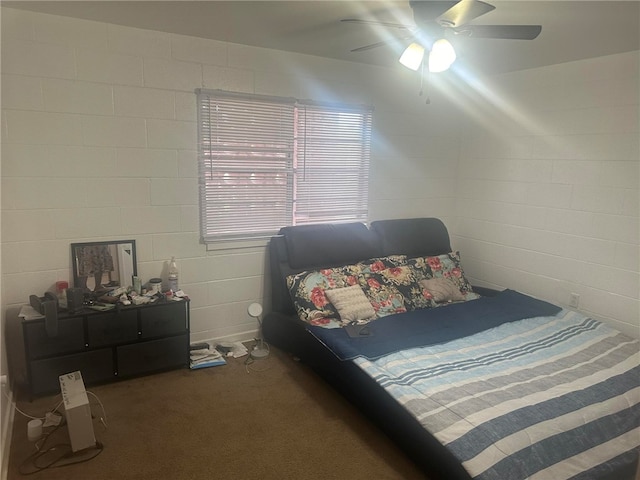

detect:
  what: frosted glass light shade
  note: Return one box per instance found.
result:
[399,43,425,71]
[428,38,456,73]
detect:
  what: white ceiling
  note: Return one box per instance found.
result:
[5,1,640,74]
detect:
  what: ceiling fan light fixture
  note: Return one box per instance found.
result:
[428,38,456,73]
[399,42,425,71]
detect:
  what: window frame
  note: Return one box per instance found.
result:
[196,89,373,246]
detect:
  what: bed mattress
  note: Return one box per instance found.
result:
[313,294,640,479]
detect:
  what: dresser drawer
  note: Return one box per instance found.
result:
[30,348,114,395]
[140,302,187,339]
[24,316,85,359]
[116,334,188,377]
[87,310,138,348]
[14,300,190,397]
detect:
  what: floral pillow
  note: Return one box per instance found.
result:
[355,255,407,275]
[408,251,472,290]
[287,255,410,327]
[407,251,479,307]
[359,266,409,317]
[286,253,477,326]
[287,266,360,328]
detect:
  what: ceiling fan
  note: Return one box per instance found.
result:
[342,0,542,72]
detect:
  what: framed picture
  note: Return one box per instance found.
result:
[70,240,137,292]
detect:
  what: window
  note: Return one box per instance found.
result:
[197,89,373,243]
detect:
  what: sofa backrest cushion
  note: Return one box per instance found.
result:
[370,218,451,258]
[280,222,379,269]
[269,218,455,315]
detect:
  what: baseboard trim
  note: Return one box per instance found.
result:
[190,329,258,347]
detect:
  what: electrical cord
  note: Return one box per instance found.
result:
[5,387,106,425]
[244,340,271,373]
[2,387,63,421]
[87,390,108,429]
[19,416,105,474]
[13,389,108,474]
[20,431,104,475]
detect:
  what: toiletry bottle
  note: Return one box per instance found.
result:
[168,257,179,292]
[56,281,68,309]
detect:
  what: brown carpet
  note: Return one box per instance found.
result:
[7,346,427,480]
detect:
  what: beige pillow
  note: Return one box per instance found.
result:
[325,285,376,323]
[419,277,466,303]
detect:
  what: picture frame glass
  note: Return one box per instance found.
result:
[70,240,137,292]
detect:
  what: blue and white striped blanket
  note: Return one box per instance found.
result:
[353,308,640,479]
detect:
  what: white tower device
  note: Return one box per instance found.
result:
[59,371,96,452]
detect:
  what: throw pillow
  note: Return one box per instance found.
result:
[325,285,376,324]
[408,251,475,295]
[419,277,466,303]
[287,266,359,327]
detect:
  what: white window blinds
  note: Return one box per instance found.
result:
[197,89,373,243]
[295,102,372,225]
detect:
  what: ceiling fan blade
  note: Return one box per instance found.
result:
[409,1,457,22]
[455,24,542,40]
[351,35,413,52]
[350,39,398,52]
[341,18,414,31]
[437,0,496,27]
[350,33,415,52]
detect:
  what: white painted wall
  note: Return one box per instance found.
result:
[0,5,459,376]
[0,7,638,475]
[452,52,639,337]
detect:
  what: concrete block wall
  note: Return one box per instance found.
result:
[0,7,460,346]
[453,52,639,337]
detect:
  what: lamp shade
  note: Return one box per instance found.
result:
[399,43,425,71]
[428,38,456,73]
[248,302,263,318]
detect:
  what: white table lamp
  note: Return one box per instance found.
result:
[248,302,269,360]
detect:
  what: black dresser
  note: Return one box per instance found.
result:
[7,299,190,396]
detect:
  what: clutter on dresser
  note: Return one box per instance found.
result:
[48,275,189,313]
[65,240,189,311]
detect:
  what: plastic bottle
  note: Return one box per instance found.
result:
[168,257,179,292]
[56,281,68,309]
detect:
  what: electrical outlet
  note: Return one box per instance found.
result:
[569,293,580,309]
[0,375,7,387]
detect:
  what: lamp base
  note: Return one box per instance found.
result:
[250,346,269,360]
